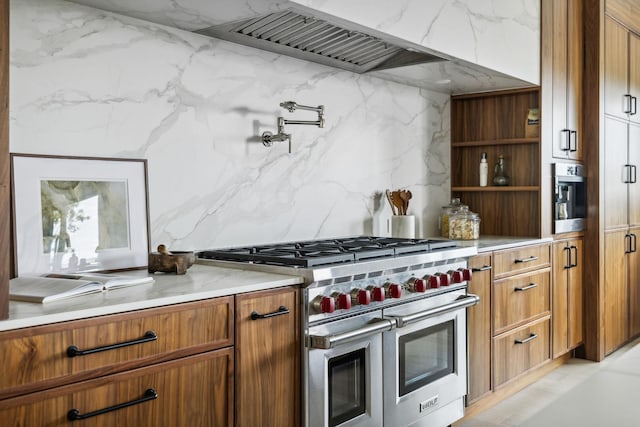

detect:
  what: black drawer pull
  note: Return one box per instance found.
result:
[67,331,157,358]
[251,306,289,320]
[67,388,157,421]
[514,283,538,292]
[514,256,538,264]
[514,333,538,345]
[471,265,492,272]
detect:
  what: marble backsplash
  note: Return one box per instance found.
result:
[9,0,451,251]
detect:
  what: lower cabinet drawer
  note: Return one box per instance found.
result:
[492,317,551,388]
[493,270,551,335]
[0,349,233,427]
[0,297,233,399]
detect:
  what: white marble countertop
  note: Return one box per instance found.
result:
[455,235,554,253]
[0,264,304,332]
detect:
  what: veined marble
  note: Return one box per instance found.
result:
[10,0,451,252]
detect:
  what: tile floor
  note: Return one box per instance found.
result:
[456,337,640,427]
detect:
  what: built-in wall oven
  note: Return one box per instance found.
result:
[197,236,478,427]
[553,163,586,233]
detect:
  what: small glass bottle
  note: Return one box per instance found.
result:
[493,155,510,186]
[479,152,488,187]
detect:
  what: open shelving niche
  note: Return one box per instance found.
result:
[451,88,541,237]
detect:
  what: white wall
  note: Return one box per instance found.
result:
[10,0,451,251]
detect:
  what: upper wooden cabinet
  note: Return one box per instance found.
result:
[549,0,584,160]
[0,0,10,320]
[451,88,541,237]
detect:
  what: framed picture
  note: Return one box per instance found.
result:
[11,154,150,275]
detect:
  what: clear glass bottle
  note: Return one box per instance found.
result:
[493,155,510,186]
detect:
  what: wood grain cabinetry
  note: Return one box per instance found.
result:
[466,254,492,404]
[451,88,541,237]
[552,237,583,358]
[0,296,236,426]
[0,350,233,427]
[548,0,584,160]
[604,229,630,354]
[235,287,299,427]
[491,244,551,388]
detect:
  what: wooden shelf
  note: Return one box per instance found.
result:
[452,138,539,148]
[452,186,540,192]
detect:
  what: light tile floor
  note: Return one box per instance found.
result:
[456,338,640,427]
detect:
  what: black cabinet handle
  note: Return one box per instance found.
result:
[251,306,289,320]
[570,130,578,152]
[471,265,492,272]
[515,256,538,264]
[67,331,157,358]
[632,234,638,253]
[624,164,633,184]
[632,96,638,115]
[514,333,538,345]
[514,283,538,292]
[632,165,637,184]
[625,94,634,114]
[570,245,578,268]
[564,246,572,269]
[625,234,632,254]
[561,129,571,151]
[67,388,157,421]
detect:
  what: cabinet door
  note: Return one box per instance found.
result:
[551,0,569,159]
[0,349,234,427]
[566,0,583,159]
[604,117,629,229]
[629,32,640,125]
[630,123,640,227]
[605,17,630,120]
[235,287,299,427]
[466,254,492,404]
[629,227,640,337]
[604,230,629,355]
[552,241,570,358]
[567,238,583,349]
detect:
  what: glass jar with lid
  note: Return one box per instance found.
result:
[448,206,480,240]
[439,198,468,238]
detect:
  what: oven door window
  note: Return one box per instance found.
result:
[399,320,455,396]
[328,348,366,427]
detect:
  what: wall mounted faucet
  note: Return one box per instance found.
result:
[262,101,325,153]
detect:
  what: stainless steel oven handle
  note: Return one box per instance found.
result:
[308,318,394,350]
[387,294,480,328]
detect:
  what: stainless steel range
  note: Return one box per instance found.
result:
[197,236,478,427]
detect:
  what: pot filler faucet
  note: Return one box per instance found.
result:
[262,101,325,153]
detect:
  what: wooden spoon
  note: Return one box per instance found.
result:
[385,189,397,215]
[392,191,405,215]
[400,190,412,215]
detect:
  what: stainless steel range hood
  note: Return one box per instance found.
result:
[195,10,446,74]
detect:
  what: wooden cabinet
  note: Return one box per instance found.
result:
[466,254,492,404]
[552,237,583,358]
[491,244,551,388]
[235,287,299,427]
[451,88,542,237]
[0,0,10,320]
[629,226,640,337]
[0,350,233,427]
[549,0,584,160]
[0,296,236,426]
[604,229,630,354]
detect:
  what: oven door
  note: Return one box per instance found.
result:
[307,311,392,427]
[382,292,479,427]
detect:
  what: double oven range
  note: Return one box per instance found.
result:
[197,236,478,427]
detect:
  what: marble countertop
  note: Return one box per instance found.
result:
[0,264,304,332]
[455,235,554,253]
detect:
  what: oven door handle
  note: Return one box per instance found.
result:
[387,294,480,328]
[308,318,395,350]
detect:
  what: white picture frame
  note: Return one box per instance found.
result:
[11,154,150,275]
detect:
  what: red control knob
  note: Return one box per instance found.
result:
[335,293,352,310]
[423,274,440,289]
[385,283,403,299]
[438,273,451,286]
[459,268,473,281]
[449,270,463,284]
[314,296,335,313]
[351,289,371,305]
[408,278,427,292]
[369,286,385,302]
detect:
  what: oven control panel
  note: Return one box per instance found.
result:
[306,260,471,324]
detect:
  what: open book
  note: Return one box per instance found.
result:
[9,273,155,303]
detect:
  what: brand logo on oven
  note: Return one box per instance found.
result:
[419,395,439,412]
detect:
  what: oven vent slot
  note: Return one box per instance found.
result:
[195,10,446,74]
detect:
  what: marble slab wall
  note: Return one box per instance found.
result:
[9,0,451,251]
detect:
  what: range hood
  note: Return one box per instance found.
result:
[195,10,446,74]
